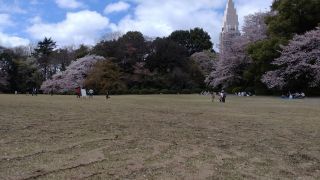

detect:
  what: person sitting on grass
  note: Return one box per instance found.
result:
[294,92,306,99]
[88,89,94,99]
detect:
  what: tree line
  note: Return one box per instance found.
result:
[0,28,215,94]
[1,0,319,95]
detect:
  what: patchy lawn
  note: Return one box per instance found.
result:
[0,94,319,179]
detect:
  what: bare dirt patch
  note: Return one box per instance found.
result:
[0,94,319,179]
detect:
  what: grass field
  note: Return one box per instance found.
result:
[0,94,320,179]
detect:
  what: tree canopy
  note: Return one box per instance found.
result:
[262,27,320,91]
[169,28,213,55]
[2,1,319,96]
[40,55,106,93]
[84,61,125,94]
[33,37,57,80]
[267,0,320,38]
[244,0,320,94]
[207,12,268,91]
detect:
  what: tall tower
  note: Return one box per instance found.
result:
[220,0,240,54]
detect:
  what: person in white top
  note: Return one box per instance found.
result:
[88,89,94,98]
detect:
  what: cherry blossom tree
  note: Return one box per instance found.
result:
[262,27,320,90]
[206,12,268,88]
[40,55,106,93]
[206,35,250,88]
[242,12,269,42]
[190,50,217,76]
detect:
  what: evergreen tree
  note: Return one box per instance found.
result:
[33,37,56,80]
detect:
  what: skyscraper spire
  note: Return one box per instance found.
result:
[220,0,240,54]
[222,0,239,33]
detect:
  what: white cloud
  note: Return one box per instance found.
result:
[112,0,273,49]
[0,12,29,47]
[0,32,30,47]
[55,0,84,9]
[0,14,14,29]
[0,0,27,14]
[104,1,130,14]
[29,16,42,24]
[27,10,110,46]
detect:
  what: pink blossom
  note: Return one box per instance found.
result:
[262,27,320,89]
[40,55,106,93]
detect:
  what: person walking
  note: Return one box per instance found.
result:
[221,90,227,103]
[32,87,37,96]
[106,90,110,100]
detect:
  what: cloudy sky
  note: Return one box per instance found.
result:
[0,0,273,48]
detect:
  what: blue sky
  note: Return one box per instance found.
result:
[0,0,273,48]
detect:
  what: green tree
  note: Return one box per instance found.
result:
[1,49,42,93]
[92,40,118,58]
[92,31,148,73]
[146,38,204,91]
[33,37,56,80]
[146,38,188,73]
[245,37,286,94]
[116,31,147,71]
[74,44,90,59]
[267,0,320,38]
[0,49,14,92]
[9,58,42,93]
[84,60,125,94]
[169,28,213,55]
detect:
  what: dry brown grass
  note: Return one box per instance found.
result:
[0,94,319,179]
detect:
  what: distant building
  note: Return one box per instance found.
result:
[220,0,240,54]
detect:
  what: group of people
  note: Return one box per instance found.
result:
[75,87,94,99]
[282,92,306,99]
[235,91,253,97]
[215,90,227,103]
[200,90,227,103]
[75,87,111,100]
[21,88,38,96]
